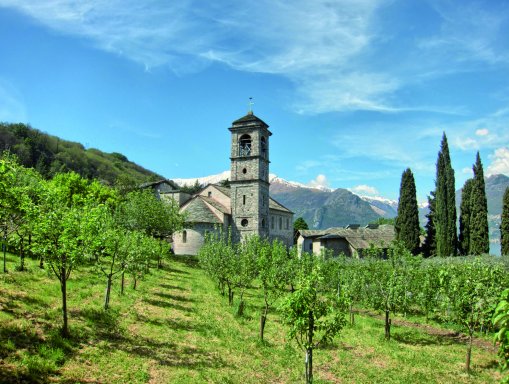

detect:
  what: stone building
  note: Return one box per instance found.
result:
[297,224,395,258]
[171,112,293,255]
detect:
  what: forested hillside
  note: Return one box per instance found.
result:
[0,123,161,184]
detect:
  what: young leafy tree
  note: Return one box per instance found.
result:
[257,238,293,341]
[0,155,17,272]
[459,178,474,255]
[233,235,259,316]
[293,216,309,244]
[469,152,489,255]
[395,168,420,254]
[447,258,505,372]
[33,172,101,336]
[117,190,185,268]
[279,264,348,384]
[502,187,509,256]
[493,288,509,382]
[435,133,457,256]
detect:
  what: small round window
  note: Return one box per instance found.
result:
[241,219,249,227]
[242,168,247,174]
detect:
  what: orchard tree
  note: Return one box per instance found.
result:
[279,265,348,384]
[34,173,101,337]
[395,168,420,254]
[435,133,457,256]
[502,187,509,256]
[469,152,489,255]
[257,238,293,341]
[493,288,509,382]
[117,190,185,268]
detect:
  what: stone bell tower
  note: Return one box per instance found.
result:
[229,110,271,242]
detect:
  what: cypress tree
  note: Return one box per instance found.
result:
[458,178,474,255]
[423,191,436,257]
[469,152,489,255]
[395,168,420,254]
[434,133,457,256]
[502,187,509,256]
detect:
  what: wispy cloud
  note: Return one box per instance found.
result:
[2,0,508,114]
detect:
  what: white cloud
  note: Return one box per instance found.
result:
[475,128,489,136]
[462,167,473,176]
[454,136,478,150]
[350,184,379,196]
[487,147,509,176]
[308,174,329,189]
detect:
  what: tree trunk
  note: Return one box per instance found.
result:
[385,309,391,340]
[350,302,355,325]
[39,255,44,269]
[465,332,473,373]
[228,285,234,306]
[104,275,112,310]
[2,228,7,273]
[237,294,244,316]
[60,268,69,337]
[19,238,25,271]
[260,304,268,341]
[121,270,125,295]
[306,310,314,383]
[133,275,138,290]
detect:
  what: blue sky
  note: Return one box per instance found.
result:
[0,0,508,202]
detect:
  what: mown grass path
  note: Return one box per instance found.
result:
[0,254,502,383]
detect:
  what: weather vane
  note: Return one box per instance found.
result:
[248,97,254,114]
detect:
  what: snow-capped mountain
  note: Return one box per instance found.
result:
[173,171,333,192]
[354,195,398,218]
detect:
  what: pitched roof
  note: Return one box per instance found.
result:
[269,197,293,214]
[232,113,269,127]
[201,196,230,215]
[301,225,395,250]
[139,179,179,190]
[181,196,222,224]
[211,184,231,197]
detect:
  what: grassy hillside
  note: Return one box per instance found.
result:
[0,122,161,185]
[0,254,502,383]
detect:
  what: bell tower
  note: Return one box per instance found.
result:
[229,110,271,241]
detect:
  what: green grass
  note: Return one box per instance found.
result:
[0,252,503,383]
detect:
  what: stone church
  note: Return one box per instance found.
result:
[160,111,293,255]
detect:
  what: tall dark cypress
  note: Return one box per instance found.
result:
[469,152,489,255]
[458,178,474,255]
[502,187,509,256]
[395,168,420,254]
[423,191,436,257]
[435,133,457,256]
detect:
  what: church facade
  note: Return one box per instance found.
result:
[171,112,294,255]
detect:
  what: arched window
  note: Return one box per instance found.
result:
[239,134,252,156]
[182,230,187,243]
[262,218,266,228]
